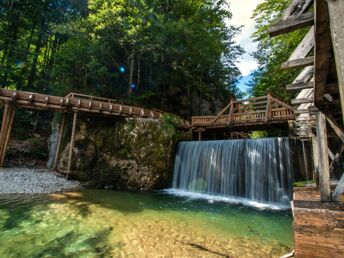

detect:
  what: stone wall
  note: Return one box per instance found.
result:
[57,115,191,191]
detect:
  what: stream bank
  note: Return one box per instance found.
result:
[0,168,80,194]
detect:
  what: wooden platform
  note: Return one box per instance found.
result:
[192,94,294,133]
[292,186,344,258]
[0,88,189,128]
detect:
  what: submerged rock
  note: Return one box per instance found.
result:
[57,115,191,191]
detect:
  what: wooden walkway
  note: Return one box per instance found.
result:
[0,88,189,170]
[192,93,294,135]
[0,88,189,123]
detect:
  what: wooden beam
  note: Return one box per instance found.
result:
[327,0,344,121]
[326,115,344,143]
[288,26,315,61]
[329,144,344,178]
[281,56,314,70]
[269,12,314,37]
[0,102,9,167]
[0,105,15,165]
[265,93,272,122]
[67,112,78,176]
[228,98,234,124]
[293,66,314,84]
[332,172,344,201]
[315,112,331,201]
[211,103,231,124]
[312,134,320,184]
[291,98,314,105]
[282,0,314,20]
[314,0,332,107]
[328,148,334,161]
[53,114,66,170]
[287,81,314,91]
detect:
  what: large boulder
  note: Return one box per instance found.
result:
[57,115,191,191]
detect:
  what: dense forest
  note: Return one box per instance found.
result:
[0,0,245,118]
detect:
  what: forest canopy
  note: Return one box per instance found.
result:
[0,0,244,117]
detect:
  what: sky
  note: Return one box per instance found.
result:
[226,0,263,92]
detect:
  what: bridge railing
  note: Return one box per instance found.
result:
[192,94,294,128]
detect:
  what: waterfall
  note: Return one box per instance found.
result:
[172,138,293,204]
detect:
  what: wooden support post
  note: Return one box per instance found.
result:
[315,112,331,201]
[314,0,332,107]
[198,131,202,141]
[312,134,319,184]
[228,98,234,124]
[327,0,344,122]
[0,105,15,165]
[265,93,272,122]
[0,102,9,166]
[67,111,78,177]
[53,113,66,170]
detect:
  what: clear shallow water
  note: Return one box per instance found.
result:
[0,189,293,257]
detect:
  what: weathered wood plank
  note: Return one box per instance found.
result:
[0,105,15,165]
[293,66,314,84]
[326,114,344,143]
[291,98,313,105]
[287,81,314,91]
[327,0,344,121]
[314,0,332,107]
[282,0,314,20]
[332,172,344,201]
[281,56,314,70]
[269,12,314,37]
[288,26,315,61]
[0,102,9,167]
[316,112,331,201]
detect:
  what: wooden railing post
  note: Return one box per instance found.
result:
[228,98,234,124]
[265,92,272,122]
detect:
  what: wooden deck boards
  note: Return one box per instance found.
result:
[293,187,344,258]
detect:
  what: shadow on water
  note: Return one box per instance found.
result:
[0,194,50,230]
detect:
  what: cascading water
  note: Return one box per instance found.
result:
[171,138,293,205]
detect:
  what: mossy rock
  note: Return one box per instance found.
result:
[57,116,191,190]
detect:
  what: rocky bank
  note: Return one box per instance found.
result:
[56,115,191,191]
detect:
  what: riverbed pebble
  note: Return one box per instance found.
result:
[0,167,81,194]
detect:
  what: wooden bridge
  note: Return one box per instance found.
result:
[192,93,294,138]
[0,88,189,171]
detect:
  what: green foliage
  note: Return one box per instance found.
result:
[249,0,308,100]
[0,0,244,121]
[293,180,315,187]
[249,131,268,139]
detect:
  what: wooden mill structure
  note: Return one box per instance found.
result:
[0,88,189,173]
[192,93,294,140]
[269,0,344,257]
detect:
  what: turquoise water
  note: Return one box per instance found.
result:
[0,189,293,257]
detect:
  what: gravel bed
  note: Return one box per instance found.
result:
[0,167,81,194]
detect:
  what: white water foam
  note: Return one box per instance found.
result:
[163,188,291,210]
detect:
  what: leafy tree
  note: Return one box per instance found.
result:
[0,0,244,118]
[249,0,308,100]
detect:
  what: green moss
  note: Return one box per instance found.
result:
[57,116,191,190]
